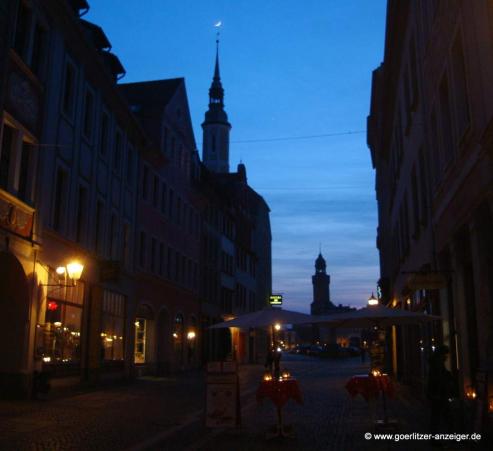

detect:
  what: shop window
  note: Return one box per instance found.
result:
[134,318,146,364]
[36,277,85,367]
[101,291,125,361]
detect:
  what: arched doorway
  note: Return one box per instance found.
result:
[156,308,170,375]
[0,251,30,398]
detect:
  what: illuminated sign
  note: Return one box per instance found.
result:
[269,294,283,306]
[47,301,58,311]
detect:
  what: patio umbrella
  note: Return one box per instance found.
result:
[311,304,441,328]
[208,307,314,329]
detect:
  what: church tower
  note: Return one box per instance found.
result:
[202,39,231,173]
[311,252,335,315]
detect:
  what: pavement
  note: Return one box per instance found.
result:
[0,355,488,451]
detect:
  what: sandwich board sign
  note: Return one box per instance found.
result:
[205,361,240,428]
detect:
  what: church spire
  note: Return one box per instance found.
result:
[202,36,231,174]
[209,38,224,106]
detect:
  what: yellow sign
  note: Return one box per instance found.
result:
[269,294,283,306]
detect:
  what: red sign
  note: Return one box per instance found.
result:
[47,301,58,311]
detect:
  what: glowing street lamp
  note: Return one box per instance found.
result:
[368,292,378,306]
[66,261,84,283]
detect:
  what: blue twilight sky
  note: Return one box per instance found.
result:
[86,0,387,313]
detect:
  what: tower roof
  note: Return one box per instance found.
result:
[203,38,230,126]
[315,252,326,273]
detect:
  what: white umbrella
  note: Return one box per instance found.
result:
[311,304,441,328]
[208,307,314,329]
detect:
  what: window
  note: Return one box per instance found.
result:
[168,189,174,220]
[163,127,168,154]
[159,243,165,276]
[439,75,454,166]
[108,214,118,258]
[409,38,419,111]
[38,277,85,366]
[430,109,441,186]
[83,89,94,139]
[0,123,14,190]
[122,223,131,268]
[171,136,175,161]
[150,237,156,273]
[175,252,180,282]
[101,291,125,361]
[139,231,146,268]
[100,113,109,156]
[113,131,122,172]
[142,165,149,200]
[411,167,420,239]
[134,318,146,364]
[17,140,32,202]
[152,175,159,208]
[126,146,134,184]
[76,185,87,243]
[62,61,76,117]
[177,197,181,225]
[95,200,104,254]
[451,34,470,140]
[418,147,428,226]
[167,247,173,279]
[53,168,67,232]
[30,21,47,78]
[161,181,167,214]
[13,2,30,59]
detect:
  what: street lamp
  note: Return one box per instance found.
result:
[368,292,378,306]
[42,261,84,287]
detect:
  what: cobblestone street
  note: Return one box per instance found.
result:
[0,356,486,450]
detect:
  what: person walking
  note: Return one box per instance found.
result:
[427,345,457,446]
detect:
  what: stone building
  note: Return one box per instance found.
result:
[368,0,493,421]
[0,0,272,398]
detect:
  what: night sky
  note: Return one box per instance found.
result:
[86,0,387,313]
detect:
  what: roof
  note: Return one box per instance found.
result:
[118,78,183,114]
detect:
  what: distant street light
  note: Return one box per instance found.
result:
[368,292,378,306]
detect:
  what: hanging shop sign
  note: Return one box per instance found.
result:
[406,273,447,290]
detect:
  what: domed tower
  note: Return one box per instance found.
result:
[202,39,231,173]
[311,252,335,315]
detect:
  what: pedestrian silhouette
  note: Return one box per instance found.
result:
[426,345,457,442]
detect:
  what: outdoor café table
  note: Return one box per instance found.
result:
[256,378,303,438]
[345,374,395,424]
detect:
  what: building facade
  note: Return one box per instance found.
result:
[368,0,493,426]
[1,0,272,398]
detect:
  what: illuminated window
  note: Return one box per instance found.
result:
[36,276,85,366]
[134,318,146,364]
[101,291,125,361]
